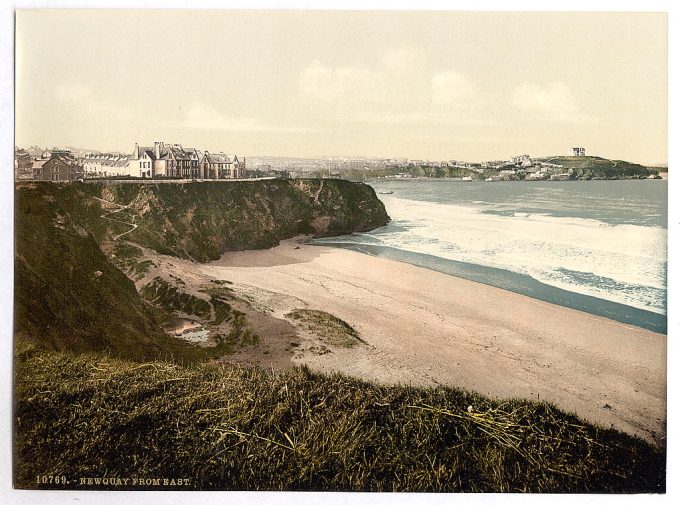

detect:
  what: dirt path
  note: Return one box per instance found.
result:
[312,179,324,204]
[93,196,138,240]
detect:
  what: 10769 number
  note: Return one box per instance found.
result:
[36,475,68,485]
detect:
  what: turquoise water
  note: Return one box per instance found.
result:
[312,180,667,333]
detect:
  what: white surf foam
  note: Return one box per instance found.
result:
[367,195,667,314]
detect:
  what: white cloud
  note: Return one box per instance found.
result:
[512,82,595,123]
[296,47,475,126]
[297,62,380,109]
[56,83,135,123]
[431,71,473,107]
[183,104,309,133]
[56,83,309,135]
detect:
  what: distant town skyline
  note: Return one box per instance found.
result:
[17,141,661,168]
[15,10,667,165]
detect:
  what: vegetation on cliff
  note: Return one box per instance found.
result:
[286,309,364,348]
[140,277,212,318]
[538,156,658,180]
[102,178,389,261]
[14,340,665,492]
[331,156,659,181]
[14,179,388,358]
[14,183,171,360]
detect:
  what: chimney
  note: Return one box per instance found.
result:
[154,141,162,159]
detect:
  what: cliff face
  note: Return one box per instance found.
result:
[101,179,389,261]
[544,156,658,180]
[14,183,167,359]
[293,179,392,236]
[14,179,389,357]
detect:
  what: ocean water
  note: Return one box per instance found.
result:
[312,180,667,333]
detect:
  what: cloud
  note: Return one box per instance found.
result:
[431,71,473,107]
[56,83,135,123]
[512,82,595,123]
[295,47,476,126]
[183,104,309,133]
[297,61,381,109]
[56,83,309,136]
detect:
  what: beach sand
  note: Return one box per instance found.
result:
[187,239,665,443]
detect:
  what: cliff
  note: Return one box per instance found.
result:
[14,183,168,359]
[537,156,658,180]
[100,178,388,261]
[14,179,389,358]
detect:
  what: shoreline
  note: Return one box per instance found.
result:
[363,177,667,182]
[306,240,666,334]
[192,239,666,444]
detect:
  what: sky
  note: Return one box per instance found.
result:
[15,10,667,164]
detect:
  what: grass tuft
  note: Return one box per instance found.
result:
[14,342,665,492]
[140,277,211,318]
[286,309,364,347]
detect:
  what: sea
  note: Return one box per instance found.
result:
[311,179,667,334]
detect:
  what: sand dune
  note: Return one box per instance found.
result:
[194,239,666,444]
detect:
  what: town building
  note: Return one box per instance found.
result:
[82,153,132,177]
[525,172,548,181]
[199,152,246,179]
[129,144,156,178]
[572,147,586,157]
[32,150,84,182]
[184,148,202,179]
[14,148,31,170]
[510,154,533,167]
[15,148,33,179]
[131,141,245,179]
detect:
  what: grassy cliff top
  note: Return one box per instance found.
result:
[538,156,654,173]
[14,341,665,492]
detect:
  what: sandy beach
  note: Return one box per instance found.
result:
[186,239,666,443]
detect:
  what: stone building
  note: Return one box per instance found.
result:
[131,141,244,179]
[33,151,84,182]
[510,154,533,167]
[14,148,33,179]
[200,152,246,179]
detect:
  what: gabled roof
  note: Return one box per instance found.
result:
[47,153,81,166]
[202,152,238,164]
[168,147,191,160]
[183,148,201,159]
[139,149,156,161]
